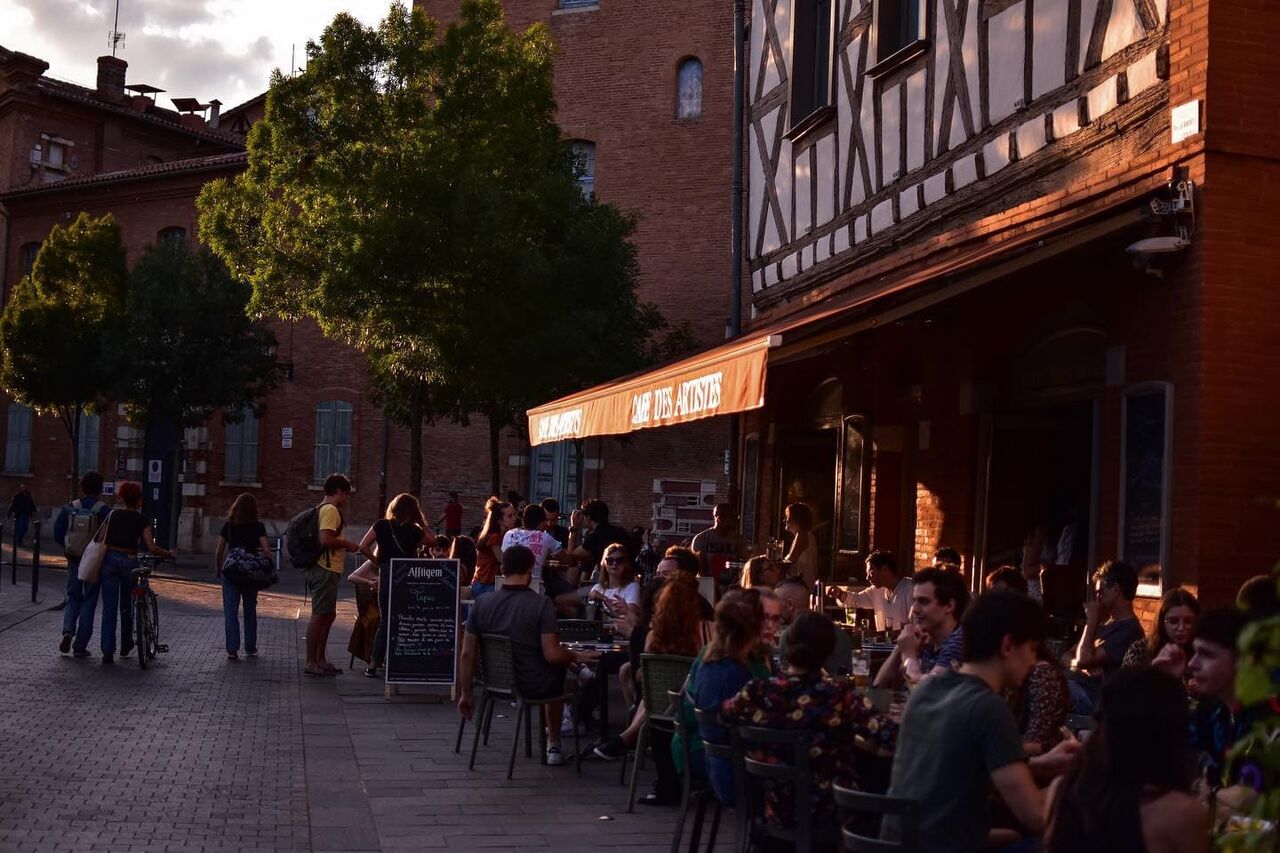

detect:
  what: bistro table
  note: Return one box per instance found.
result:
[564,640,630,740]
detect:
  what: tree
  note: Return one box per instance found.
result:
[199,0,675,499]
[105,241,279,539]
[0,213,126,494]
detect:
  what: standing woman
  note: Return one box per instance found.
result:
[357,493,429,678]
[215,493,272,660]
[72,480,175,663]
[471,501,515,600]
[782,502,818,585]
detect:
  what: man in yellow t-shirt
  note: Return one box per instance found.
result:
[305,473,368,676]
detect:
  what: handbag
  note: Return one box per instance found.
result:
[222,546,278,591]
[77,511,112,584]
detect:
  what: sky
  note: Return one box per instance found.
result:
[0,0,394,109]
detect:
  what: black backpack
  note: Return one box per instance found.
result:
[284,504,325,568]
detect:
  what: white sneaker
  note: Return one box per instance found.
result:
[576,665,596,684]
[546,744,564,766]
[560,706,576,735]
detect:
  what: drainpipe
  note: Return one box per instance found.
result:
[727,0,746,506]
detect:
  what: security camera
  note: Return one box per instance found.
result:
[1126,236,1190,258]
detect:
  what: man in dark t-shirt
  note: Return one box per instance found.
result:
[568,499,632,571]
[457,545,598,767]
[540,498,570,549]
[886,591,1079,850]
[1068,560,1143,713]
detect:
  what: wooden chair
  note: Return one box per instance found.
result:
[625,653,695,812]
[737,725,839,853]
[832,782,918,852]
[464,634,581,778]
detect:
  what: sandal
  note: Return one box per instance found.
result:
[322,664,342,675]
[303,668,327,677]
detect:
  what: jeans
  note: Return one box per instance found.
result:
[371,564,392,665]
[222,576,258,653]
[62,558,86,636]
[71,576,101,654]
[98,551,138,655]
[1067,672,1098,715]
[470,582,495,600]
[12,514,29,547]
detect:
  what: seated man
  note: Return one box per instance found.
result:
[885,590,1080,850]
[828,549,913,632]
[875,567,968,688]
[1067,560,1144,714]
[456,545,597,766]
[775,577,853,675]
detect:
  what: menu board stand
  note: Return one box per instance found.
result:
[384,558,461,690]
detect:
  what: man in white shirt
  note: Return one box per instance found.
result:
[501,504,562,591]
[829,550,913,632]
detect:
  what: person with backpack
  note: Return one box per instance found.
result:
[288,474,371,677]
[353,493,430,678]
[214,493,274,661]
[54,471,112,655]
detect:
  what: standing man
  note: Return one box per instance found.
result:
[885,590,1080,849]
[53,471,111,654]
[1067,560,1143,713]
[690,503,745,583]
[9,483,36,548]
[875,567,968,687]
[305,474,371,676]
[457,545,599,766]
[828,550,913,632]
[436,491,463,538]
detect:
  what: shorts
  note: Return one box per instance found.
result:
[544,571,576,599]
[306,566,340,615]
[520,666,569,702]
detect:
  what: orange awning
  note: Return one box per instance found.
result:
[527,334,780,446]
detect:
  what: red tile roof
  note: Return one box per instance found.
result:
[0,151,248,199]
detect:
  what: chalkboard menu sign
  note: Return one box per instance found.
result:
[1121,386,1170,584]
[385,558,460,685]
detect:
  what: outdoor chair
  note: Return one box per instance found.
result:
[832,782,918,852]
[463,634,581,779]
[685,704,743,853]
[737,725,838,853]
[624,653,695,811]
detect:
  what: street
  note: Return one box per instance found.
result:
[0,557,711,852]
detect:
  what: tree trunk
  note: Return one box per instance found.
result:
[408,381,424,501]
[71,406,81,499]
[488,413,501,498]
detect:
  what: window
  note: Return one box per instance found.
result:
[558,0,598,7]
[77,413,100,473]
[677,58,703,119]
[838,416,867,552]
[224,406,260,483]
[158,227,187,247]
[313,400,353,482]
[789,0,836,131]
[741,433,760,546]
[20,242,41,277]
[873,0,927,65]
[1119,384,1173,594]
[571,140,596,199]
[5,404,33,474]
[29,134,71,170]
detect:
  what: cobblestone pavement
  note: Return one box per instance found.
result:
[0,554,729,852]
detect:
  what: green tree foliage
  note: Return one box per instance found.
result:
[105,241,279,428]
[0,213,126,491]
[199,0,675,496]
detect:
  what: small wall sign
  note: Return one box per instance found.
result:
[281,426,293,449]
[1171,100,1200,144]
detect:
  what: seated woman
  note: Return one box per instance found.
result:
[1124,587,1199,674]
[587,543,642,620]
[721,611,898,827]
[1047,666,1208,853]
[737,555,779,590]
[688,589,764,806]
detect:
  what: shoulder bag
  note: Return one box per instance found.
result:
[77,511,113,584]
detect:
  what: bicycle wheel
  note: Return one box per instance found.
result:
[135,597,148,670]
[147,590,160,658]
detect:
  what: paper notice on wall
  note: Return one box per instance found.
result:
[1171,100,1200,144]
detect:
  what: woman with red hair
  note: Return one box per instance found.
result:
[71,480,175,663]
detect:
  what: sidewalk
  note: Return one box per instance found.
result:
[0,565,726,852]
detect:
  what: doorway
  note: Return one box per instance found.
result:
[980,401,1096,579]
[778,429,838,580]
[528,440,581,510]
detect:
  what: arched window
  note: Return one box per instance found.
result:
[20,242,41,276]
[158,226,187,247]
[571,140,596,198]
[313,400,353,482]
[4,404,33,474]
[677,57,703,119]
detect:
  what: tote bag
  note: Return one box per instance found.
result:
[77,511,113,584]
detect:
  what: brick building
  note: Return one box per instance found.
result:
[0,0,739,548]
[526,0,1280,607]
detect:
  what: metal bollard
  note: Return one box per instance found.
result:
[274,536,283,574]
[9,522,15,586]
[30,519,40,603]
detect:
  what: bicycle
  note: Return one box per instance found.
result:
[132,554,169,669]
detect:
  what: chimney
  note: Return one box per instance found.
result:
[96,56,127,102]
[179,113,206,131]
[208,99,222,128]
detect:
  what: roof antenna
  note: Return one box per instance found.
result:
[291,43,296,76]
[108,0,126,56]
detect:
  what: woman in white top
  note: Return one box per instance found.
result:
[588,542,641,619]
[782,501,819,585]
